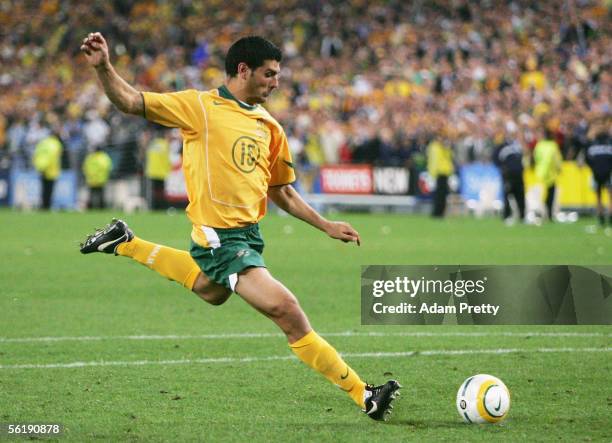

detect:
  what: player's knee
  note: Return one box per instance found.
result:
[199,288,231,305]
[268,294,301,320]
[192,278,231,306]
[203,288,231,305]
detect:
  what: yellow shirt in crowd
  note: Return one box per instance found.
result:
[145,137,171,180]
[33,134,62,180]
[534,139,562,186]
[83,150,112,187]
[427,140,454,178]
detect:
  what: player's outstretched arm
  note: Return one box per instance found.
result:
[80,32,144,116]
[268,184,361,245]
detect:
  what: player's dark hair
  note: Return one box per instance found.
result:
[225,36,282,77]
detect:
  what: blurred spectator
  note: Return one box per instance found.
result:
[585,118,612,226]
[83,110,110,151]
[0,0,609,201]
[7,114,28,169]
[378,128,412,167]
[145,133,171,210]
[0,114,6,150]
[427,133,454,218]
[62,104,86,171]
[534,127,563,221]
[319,120,345,164]
[82,146,113,209]
[493,132,526,223]
[520,57,547,91]
[33,129,63,210]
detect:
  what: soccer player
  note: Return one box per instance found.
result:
[79,32,400,420]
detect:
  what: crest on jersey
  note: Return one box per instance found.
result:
[232,136,261,173]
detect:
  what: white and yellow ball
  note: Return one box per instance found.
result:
[456,374,511,424]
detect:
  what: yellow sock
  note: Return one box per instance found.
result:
[290,330,366,407]
[116,237,200,289]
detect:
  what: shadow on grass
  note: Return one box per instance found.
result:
[291,419,463,431]
[386,419,463,429]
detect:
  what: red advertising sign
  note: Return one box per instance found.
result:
[320,165,373,194]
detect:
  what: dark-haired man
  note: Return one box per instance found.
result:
[79,32,400,420]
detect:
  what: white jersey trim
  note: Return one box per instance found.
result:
[229,273,238,291]
[200,225,221,249]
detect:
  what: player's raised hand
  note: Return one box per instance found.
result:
[325,221,361,246]
[80,32,109,68]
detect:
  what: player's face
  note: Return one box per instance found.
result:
[246,60,280,104]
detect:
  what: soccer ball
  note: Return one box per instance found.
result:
[456,374,510,424]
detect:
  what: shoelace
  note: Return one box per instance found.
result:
[365,383,379,392]
[85,226,108,244]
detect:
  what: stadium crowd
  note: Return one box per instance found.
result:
[0,0,610,187]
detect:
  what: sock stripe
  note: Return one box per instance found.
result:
[146,245,161,266]
[122,238,201,290]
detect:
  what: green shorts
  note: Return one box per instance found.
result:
[189,224,266,291]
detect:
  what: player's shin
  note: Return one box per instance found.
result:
[290,330,366,407]
[116,237,200,289]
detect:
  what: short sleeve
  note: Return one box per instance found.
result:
[269,130,296,186]
[142,90,202,131]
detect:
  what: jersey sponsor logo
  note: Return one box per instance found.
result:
[232,136,261,173]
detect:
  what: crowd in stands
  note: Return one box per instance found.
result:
[0,0,610,188]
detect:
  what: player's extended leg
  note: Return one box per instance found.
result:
[79,219,231,305]
[80,220,400,419]
[234,266,400,420]
[117,237,231,304]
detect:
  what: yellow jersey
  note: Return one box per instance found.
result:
[142,86,295,246]
[534,139,562,186]
[145,137,171,180]
[427,140,454,177]
[33,135,63,180]
[83,150,112,187]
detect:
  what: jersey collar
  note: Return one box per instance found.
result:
[218,85,257,111]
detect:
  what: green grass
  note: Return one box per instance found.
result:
[0,210,610,442]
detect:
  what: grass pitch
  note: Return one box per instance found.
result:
[0,210,610,442]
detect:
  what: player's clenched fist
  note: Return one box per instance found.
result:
[80,32,109,68]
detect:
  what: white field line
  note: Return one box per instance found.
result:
[0,347,610,370]
[0,331,609,344]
